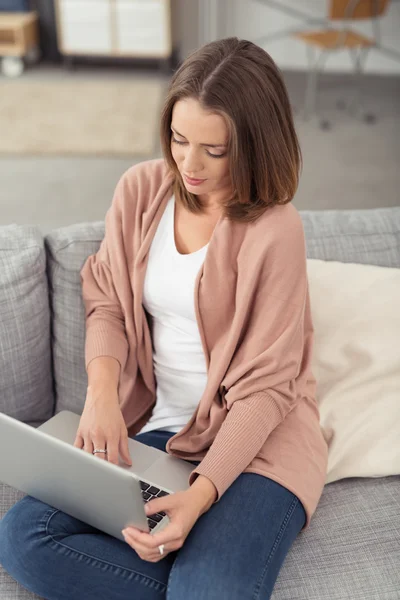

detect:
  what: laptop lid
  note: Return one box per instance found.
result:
[0,410,190,541]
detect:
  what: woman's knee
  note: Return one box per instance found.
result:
[0,495,55,572]
[167,554,250,600]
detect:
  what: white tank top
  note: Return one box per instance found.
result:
[138,194,209,435]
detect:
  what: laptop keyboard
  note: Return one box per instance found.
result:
[140,480,170,530]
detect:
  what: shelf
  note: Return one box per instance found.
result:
[0,11,39,57]
[55,0,172,59]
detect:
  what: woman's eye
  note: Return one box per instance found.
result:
[171,137,226,159]
[172,137,186,145]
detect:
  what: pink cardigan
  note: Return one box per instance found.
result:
[80,158,328,532]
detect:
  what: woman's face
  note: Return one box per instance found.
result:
[170,98,232,206]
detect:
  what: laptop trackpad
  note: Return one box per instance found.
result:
[141,454,195,493]
[119,439,165,476]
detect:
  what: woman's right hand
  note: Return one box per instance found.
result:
[73,383,133,466]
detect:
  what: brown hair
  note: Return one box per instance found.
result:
[160,37,302,222]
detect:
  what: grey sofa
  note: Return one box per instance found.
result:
[0,206,399,600]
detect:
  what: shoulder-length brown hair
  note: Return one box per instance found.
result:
[160,37,302,222]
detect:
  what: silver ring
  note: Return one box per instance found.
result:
[93,448,107,455]
[158,544,165,555]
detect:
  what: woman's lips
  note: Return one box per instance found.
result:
[184,174,206,186]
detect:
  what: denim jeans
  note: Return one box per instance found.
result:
[0,430,306,600]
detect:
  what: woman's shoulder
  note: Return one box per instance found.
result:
[247,201,305,248]
[119,158,172,194]
[258,200,302,227]
[120,158,170,184]
[113,158,174,214]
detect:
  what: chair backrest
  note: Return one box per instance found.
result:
[329,0,390,20]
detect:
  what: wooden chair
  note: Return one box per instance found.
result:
[293,0,391,128]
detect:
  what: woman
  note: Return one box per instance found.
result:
[0,37,328,599]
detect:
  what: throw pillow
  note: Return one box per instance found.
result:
[307,258,400,483]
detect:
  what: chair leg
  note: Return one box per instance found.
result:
[347,46,373,122]
[303,47,329,123]
[304,46,317,120]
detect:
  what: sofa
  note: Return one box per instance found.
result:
[0,206,399,600]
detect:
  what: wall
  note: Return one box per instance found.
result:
[32,0,201,65]
[224,0,400,74]
[173,0,201,61]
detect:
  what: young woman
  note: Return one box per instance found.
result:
[0,37,328,599]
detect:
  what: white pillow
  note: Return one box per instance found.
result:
[307,259,400,484]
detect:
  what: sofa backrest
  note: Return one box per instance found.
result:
[44,223,105,417]
[0,225,54,425]
[45,206,399,418]
[301,206,400,267]
[1,206,399,423]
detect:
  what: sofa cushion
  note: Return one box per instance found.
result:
[301,206,400,267]
[0,419,48,521]
[45,223,105,415]
[0,419,56,599]
[307,259,400,483]
[44,207,400,416]
[2,208,399,600]
[271,474,400,599]
[1,475,398,600]
[0,480,43,599]
[0,225,54,423]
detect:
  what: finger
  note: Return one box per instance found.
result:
[122,529,156,552]
[123,533,162,557]
[91,434,107,460]
[119,431,132,466]
[73,434,83,449]
[148,522,184,549]
[126,523,180,550]
[123,531,170,559]
[105,439,119,465]
[83,436,94,455]
[144,495,172,518]
[123,527,161,551]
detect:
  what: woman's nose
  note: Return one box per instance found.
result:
[182,148,203,175]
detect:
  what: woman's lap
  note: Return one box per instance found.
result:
[166,471,305,599]
[0,430,306,600]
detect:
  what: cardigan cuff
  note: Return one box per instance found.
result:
[85,322,129,375]
[188,391,283,501]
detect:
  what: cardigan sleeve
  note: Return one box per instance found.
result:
[80,174,130,376]
[188,208,312,501]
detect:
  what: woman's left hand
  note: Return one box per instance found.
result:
[121,481,216,562]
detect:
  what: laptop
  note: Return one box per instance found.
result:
[0,410,195,542]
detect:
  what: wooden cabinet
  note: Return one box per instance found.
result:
[115,0,170,55]
[0,11,40,77]
[55,0,172,58]
[57,0,111,54]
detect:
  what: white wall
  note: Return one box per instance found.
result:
[173,0,229,60]
[223,0,400,74]
[172,0,201,61]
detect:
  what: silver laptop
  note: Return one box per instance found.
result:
[0,410,195,542]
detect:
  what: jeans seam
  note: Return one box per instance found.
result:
[165,551,178,599]
[252,496,299,600]
[44,509,167,591]
[39,508,58,528]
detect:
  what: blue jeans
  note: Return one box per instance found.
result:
[0,430,306,600]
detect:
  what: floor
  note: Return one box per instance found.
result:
[0,64,399,235]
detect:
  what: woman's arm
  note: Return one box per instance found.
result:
[87,356,120,390]
[188,475,218,515]
[80,172,131,378]
[188,207,310,504]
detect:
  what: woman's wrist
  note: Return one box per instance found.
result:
[188,474,218,516]
[87,357,120,391]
